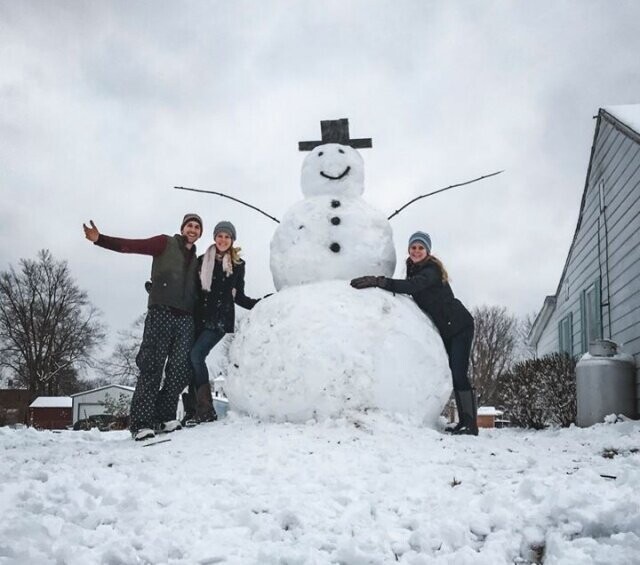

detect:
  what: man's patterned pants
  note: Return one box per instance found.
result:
[130,306,195,433]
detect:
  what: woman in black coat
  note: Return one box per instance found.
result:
[350,231,477,435]
[187,221,259,423]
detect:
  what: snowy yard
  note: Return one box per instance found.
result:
[1,415,639,565]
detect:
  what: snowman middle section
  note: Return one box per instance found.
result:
[270,195,396,290]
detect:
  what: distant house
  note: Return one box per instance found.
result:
[71,385,135,424]
[529,106,640,413]
[477,406,505,429]
[0,389,31,426]
[29,397,72,429]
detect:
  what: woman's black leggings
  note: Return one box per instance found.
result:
[442,325,474,391]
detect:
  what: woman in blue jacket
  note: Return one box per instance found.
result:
[350,231,477,435]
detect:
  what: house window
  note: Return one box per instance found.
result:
[558,313,573,356]
[581,279,602,352]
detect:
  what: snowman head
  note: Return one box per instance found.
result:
[301,143,364,198]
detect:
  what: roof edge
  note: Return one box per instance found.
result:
[548,109,605,304]
[600,108,640,144]
[529,295,557,346]
[71,384,135,397]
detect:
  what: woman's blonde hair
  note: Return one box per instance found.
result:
[428,254,449,284]
[228,246,243,265]
[409,253,449,283]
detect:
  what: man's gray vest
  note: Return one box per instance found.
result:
[148,235,198,313]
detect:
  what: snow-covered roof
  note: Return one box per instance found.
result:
[604,104,640,135]
[30,396,72,408]
[477,406,503,417]
[71,385,135,397]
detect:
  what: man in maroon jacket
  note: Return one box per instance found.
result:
[83,214,203,440]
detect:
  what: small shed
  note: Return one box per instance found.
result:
[29,397,72,429]
[71,385,135,424]
[477,406,504,429]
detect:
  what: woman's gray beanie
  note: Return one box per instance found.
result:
[408,231,432,252]
[214,221,237,240]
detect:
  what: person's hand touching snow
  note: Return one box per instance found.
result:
[350,276,387,289]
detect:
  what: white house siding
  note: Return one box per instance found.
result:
[534,110,640,409]
[72,386,134,423]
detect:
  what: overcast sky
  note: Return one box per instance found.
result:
[1,1,639,352]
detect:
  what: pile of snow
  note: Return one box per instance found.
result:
[270,195,395,290]
[225,280,451,425]
[1,416,639,564]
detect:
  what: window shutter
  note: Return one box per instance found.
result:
[595,278,602,339]
[567,312,574,356]
[580,291,587,354]
[558,320,565,353]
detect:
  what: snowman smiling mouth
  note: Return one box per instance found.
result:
[320,166,351,180]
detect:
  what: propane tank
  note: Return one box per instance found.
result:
[576,339,636,427]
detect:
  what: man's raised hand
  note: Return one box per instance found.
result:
[83,220,100,242]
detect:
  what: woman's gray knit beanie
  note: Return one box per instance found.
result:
[214,221,237,240]
[408,231,432,252]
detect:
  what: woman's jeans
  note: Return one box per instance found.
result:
[190,328,225,387]
[442,326,474,391]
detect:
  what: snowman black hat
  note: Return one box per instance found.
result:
[298,119,372,151]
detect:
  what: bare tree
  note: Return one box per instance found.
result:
[100,314,145,386]
[100,314,146,386]
[514,311,538,361]
[470,305,518,405]
[0,250,104,396]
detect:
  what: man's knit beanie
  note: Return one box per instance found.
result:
[408,231,432,253]
[181,213,203,232]
[213,221,237,241]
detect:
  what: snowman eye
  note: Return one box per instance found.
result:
[318,151,324,156]
[338,148,345,154]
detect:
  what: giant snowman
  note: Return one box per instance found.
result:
[226,120,451,426]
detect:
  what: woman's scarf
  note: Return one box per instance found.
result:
[200,244,234,291]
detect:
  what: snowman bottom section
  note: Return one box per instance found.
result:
[225,280,452,426]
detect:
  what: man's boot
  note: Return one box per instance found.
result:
[452,389,478,436]
[196,382,217,423]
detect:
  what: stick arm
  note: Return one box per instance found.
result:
[174,186,280,224]
[387,170,504,220]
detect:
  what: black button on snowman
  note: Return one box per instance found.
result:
[270,119,396,289]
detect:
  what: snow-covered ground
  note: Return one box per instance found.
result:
[1,415,639,565]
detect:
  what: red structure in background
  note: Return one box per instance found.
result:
[29,397,72,429]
